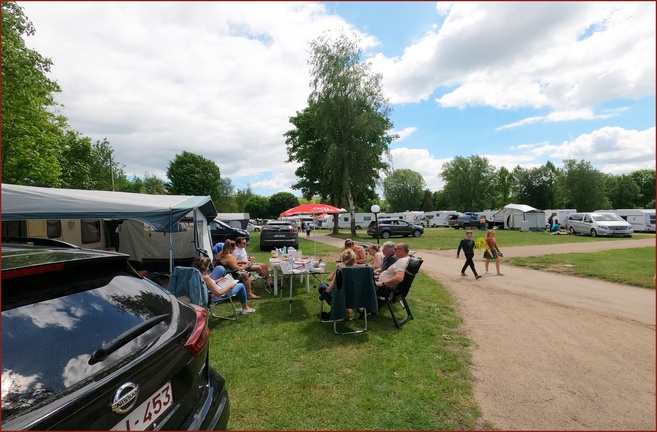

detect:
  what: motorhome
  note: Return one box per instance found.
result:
[543,209,578,228]
[422,211,459,227]
[323,213,375,229]
[594,209,656,232]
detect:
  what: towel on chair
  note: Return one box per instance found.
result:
[169,266,208,307]
[329,266,379,321]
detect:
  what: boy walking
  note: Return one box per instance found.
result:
[457,231,482,279]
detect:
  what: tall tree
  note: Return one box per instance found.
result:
[561,159,609,211]
[244,196,270,219]
[143,174,168,195]
[628,169,656,208]
[88,138,127,191]
[1,2,66,186]
[59,131,93,189]
[383,169,426,212]
[432,190,450,210]
[235,186,254,212]
[494,166,513,208]
[268,192,299,218]
[285,31,396,235]
[421,189,434,212]
[512,163,558,210]
[607,175,641,209]
[440,155,497,212]
[167,151,223,203]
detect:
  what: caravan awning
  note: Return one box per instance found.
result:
[1,184,217,232]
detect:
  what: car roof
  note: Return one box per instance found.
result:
[267,220,292,224]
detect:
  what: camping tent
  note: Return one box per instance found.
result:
[494,204,545,231]
[1,183,218,272]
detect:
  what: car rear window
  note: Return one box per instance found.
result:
[1,271,173,420]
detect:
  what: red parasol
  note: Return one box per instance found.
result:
[280,203,346,217]
[279,203,346,256]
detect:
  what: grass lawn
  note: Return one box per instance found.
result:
[209,230,653,430]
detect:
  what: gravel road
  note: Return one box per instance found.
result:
[313,234,656,430]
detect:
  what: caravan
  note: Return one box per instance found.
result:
[594,209,655,232]
[323,213,375,230]
[422,211,459,227]
[543,209,577,228]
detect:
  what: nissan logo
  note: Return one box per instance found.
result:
[111,382,140,414]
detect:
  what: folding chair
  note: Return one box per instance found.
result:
[169,266,208,308]
[378,257,423,329]
[208,265,240,321]
[321,266,378,335]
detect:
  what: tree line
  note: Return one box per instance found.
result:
[3,4,653,231]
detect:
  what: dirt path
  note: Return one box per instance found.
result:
[312,234,656,430]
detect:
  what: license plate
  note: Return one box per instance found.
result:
[112,382,173,430]
[274,234,286,238]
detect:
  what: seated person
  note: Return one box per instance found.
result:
[374,241,397,278]
[216,239,261,299]
[232,236,273,289]
[212,242,224,265]
[374,243,410,297]
[341,239,367,264]
[367,243,384,269]
[192,256,255,314]
[318,249,357,318]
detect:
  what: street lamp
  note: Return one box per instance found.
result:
[371,204,381,244]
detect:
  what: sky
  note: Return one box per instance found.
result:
[18,1,656,197]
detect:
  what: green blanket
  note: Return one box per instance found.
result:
[329,266,379,321]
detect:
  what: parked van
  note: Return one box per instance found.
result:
[594,209,655,233]
[565,212,633,237]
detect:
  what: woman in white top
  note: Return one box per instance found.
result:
[367,244,384,269]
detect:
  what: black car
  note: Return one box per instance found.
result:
[1,237,230,430]
[259,220,299,251]
[210,219,249,244]
[448,214,481,229]
[366,219,424,239]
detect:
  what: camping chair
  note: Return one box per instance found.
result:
[319,266,378,335]
[208,265,241,321]
[168,266,208,308]
[377,257,423,329]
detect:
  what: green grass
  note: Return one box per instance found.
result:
[324,226,652,250]
[211,230,654,429]
[505,247,656,288]
[212,233,483,430]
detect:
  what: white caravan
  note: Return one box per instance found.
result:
[380,211,424,225]
[543,209,577,228]
[594,209,656,232]
[422,211,459,227]
[323,213,376,229]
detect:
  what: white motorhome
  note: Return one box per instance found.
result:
[323,213,375,229]
[422,211,459,227]
[543,209,577,228]
[594,209,656,232]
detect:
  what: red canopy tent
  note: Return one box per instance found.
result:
[280,203,346,256]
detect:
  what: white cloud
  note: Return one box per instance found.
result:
[370,2,655,112]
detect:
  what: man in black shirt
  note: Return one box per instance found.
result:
[457,231,482,279]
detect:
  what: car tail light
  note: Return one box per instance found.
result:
[2,263,65,280]
[184,304,210,357]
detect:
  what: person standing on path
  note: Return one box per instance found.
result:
[457,230,482,279]
[484,229,504,275]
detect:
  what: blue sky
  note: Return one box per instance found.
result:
[19,2,656,196]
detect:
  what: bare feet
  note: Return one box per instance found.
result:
[248,294,262,299]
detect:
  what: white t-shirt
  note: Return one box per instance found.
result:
[232,246,248,262]
[378,256,409,288]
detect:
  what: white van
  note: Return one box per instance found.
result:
[566,212,633,237]
[595,209,655,233]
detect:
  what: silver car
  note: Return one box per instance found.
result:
[566,212,633,237]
